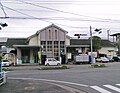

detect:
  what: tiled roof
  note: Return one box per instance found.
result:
[70,39,115,47]
[6,38,27,48]
[70,39,90,45]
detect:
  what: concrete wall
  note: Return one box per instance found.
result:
[29,35,38,45]
[99,47,117,56]
[65,37,70,45]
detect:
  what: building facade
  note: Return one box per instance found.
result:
[13,24,70,64]
[1,24,118,65]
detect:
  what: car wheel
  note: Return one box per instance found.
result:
[46,63,49,66]
[57,63,60,66]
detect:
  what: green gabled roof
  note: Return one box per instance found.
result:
[70,39,90,45]
[6,38,27,48]
[70,39,115,47]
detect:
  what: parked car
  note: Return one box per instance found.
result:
[96,57,109,63]
[45,58,61,66]
[1,59,11,67]
[112,56,120,62]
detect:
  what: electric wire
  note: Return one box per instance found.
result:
[16,0,111,21]
[1,0,120,32]
[0,0,7,17]
[3,5,90,29]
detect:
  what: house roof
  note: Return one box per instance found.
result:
[101,40,116,47]
[70,39,115,47]
[110,33,120,36]
[0,37,7,46]
[0,42,6,46]
[36,24,68,34]
[6,38,27,48]
[70,39,91,45]
[27,24,68,41]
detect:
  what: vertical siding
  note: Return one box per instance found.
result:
[40,27,65,41]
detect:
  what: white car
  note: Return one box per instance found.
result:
[96,57,109,63]
[45,58,61,66]
[1,60,10,67]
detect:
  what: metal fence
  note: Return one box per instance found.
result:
[0,72,6,86]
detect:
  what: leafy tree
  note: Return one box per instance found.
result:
[92,36,102,51]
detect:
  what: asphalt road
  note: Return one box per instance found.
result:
[2,62,120,93]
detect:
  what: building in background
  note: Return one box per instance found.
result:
[0,24,118,65]
[110,33,120,55]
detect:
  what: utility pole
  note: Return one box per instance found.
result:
[90,26,93,63]
[89,26,102,63]
[107,29,110,41]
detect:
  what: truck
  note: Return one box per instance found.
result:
[74,54,90,64]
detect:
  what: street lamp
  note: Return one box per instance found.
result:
[90,26,102,64]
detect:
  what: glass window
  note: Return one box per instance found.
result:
[49,30,51,39]
[55,30,57,39]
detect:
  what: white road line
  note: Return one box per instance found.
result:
[116,84,120,86]
[8,77,89,87]
[90,86,112,93]
[104,85,120,92]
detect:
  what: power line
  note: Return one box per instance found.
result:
[0,0,7,17]
[3,5,90,29]
[0,16,110,22]
[2,0,120,23]
[16,0,110,21]
[2,2,120,30]
[16,0,120,23]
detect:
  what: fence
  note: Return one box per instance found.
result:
[0,71,6,86]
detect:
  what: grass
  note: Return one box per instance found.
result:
[2,68,11,71]
[91,64,106,68]
[39,65,69,70]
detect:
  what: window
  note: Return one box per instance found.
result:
[41,41,46,51]
[60,41,65,53]
[55,30,57,39]
[47,41,52,51]
[49,30,51,39]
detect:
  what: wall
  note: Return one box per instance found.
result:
[65,37,70,45]
[29,35,38,45]
[99,47,117,56]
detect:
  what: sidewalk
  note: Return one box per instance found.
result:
[0,79,75,93]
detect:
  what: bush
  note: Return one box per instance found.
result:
[91,64,106,68]
[39,65,69,70]
[2,68,10,71]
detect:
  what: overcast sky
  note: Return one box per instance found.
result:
[0,0,120,39]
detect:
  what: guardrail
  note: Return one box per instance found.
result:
[0,71,6,86]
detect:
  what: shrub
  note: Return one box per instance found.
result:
[39,65,69,70]
[91,64,106,68]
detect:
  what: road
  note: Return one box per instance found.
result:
[4,62,120,93]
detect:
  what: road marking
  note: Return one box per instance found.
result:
[90,86,112,93]
[103,85,120,92]
[8,77,89,87]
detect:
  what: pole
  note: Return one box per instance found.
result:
[107,29,110,40]
[90,26,93,63]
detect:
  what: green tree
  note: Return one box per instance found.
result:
[92,36,102,51]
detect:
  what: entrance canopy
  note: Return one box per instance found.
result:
[13,45,41,49]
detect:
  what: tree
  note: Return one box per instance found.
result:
[92,36,102,51]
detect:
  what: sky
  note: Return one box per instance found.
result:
[0,0,120,39]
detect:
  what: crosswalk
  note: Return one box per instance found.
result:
[90,84,120,93]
